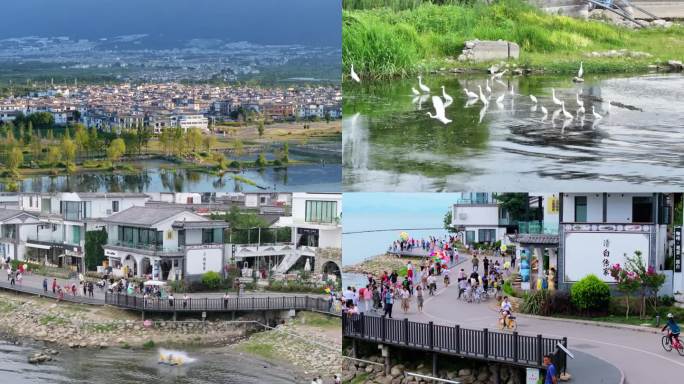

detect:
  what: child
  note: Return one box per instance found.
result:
[416,285,424,313]
[662,313,681,347]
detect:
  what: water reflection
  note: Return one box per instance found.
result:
[343,73,684,191]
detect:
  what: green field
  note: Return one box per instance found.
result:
[343,0,684,79]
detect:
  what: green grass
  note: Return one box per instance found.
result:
[142,340,156,349]
[343,0,684,78]
[239,342,277,360]
[297,312,341,329]
[39,314,68,326]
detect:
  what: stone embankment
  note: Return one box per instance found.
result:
[342,254,423,278]
[342,352,524,384]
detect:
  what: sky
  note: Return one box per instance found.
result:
[0,0,341,47]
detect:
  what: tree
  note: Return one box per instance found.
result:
[62,138,76,169]
[203,134,217,152]
[74,124,89,158]
[30,133,43,161]
[257,119,265,137]
[7,146,23,171]
[281,142,289,163]
[47,146,62,166]
[495,193,538,222]
[232,138,244,158]
[443,210,455,233]
[106,138,126,162]
[624,251,666,318]
[28,112,54,130]
[186,128,203,153]
[46,129,54,143]
[84,228,108,270]
[255,153,267,167]
[610,261,641,319]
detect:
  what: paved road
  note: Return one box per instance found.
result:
[632,1,684,18]
[364,253,683,384]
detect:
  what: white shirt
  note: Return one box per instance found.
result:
[501,301,512,312]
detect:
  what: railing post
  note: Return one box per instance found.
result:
[483,328,489,358]
[537,334,543,367]
[381,315,386,342]
[205,297,208,311]
[404,318,409,345]
[428,321,434,350]
[251,296,255,310]
[267,296,270,309]
[360,312,365,338]
[282,296,285,309]
[562,337,568,373]
[455,325,460,353]
[513,332,519,362]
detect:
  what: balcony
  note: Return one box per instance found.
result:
[105,240,184,257]
[518,221,559,235]
[455,197,497,205]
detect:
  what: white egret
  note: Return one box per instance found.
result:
[592,106,603,120]
[465,98,479,108]
[561,101,573,120]
[540,105,548,116]
[496,93,505,104]
[577,106,585,116]
[606,100,612,114]
[551,88,562,106]
[509,85,515,96]
[576,93,584,111]
[577,62,584,79]
[529,94,538,104]
[552,108,562,122]
[350,64,360,83]
[494,79,506,88]
[491,69,508,80]
[463,88,478,99]
[441,86,453,107]
[411,87,420,96]
[417,76,430,93]
[485,79,492,94]
[478,85,489,105]
[426,96,452,124]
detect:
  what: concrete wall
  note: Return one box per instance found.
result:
[453,205,500,226]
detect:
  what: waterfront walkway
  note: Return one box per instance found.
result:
[356,252,681,384]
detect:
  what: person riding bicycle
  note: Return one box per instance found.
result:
[501,296,513,327]
[662,313,681,347]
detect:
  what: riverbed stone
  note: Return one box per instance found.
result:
[667,60,683,71]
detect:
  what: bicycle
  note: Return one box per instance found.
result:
[498,311,517,331]
[662,331,684,356]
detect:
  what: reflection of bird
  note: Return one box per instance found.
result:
[529,94,538,104]
[426,96,452,124]
[350,64,360,83]
[441,86,453,107]
[411,87,420,96]
[576,92,584,109]
[463,88,478,99]
[491,69,508,79]
[552,108,562,122]
[418,76,430,93]
[606,100,612,114]
[540,105,548,121]
[485,79,492,94]
[577,106,585,116]
[551,88,562,106]
[561,101,573,119]
[478,85,489,105]
[592,106,603,120]
[479,105,488,124]
[496,93,505,104]
[509,85,515,96]
[577,62,584,79]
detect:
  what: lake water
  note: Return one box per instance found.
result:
[12,162,341,193]
[0,338,300,384]
[343,73,684,191]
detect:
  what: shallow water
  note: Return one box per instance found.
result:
[11,162,341,193]
[0,339,299,384]
[343,73,684,191]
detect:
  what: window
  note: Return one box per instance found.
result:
[178,230,185,246]
[61,201,81,221]
[112,201,119,213]
[632,196,653,223]
[186,197,193,204]
[465,231,475,244]
[202,228,214,244]
[478,229,496,243]
[72,226,81,244]
[41,198,51,214]
[260,196,267,204]
[574,196,587,222]
[305,200,337,224]
[297,228,319,247]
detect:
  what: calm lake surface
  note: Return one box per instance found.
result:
[0,339,299,384]
[343,73,684,191]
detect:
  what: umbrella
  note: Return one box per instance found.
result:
[304,258,311,272]
[399,232,409,241]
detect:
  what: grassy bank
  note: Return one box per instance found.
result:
[343,0,684,79]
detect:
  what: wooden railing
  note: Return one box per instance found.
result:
[105,292,337,314]
[343,314,566,369]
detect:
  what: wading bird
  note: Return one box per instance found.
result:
[350,64,360,83]
[418,76,430,93]
[576,92,584,109]
[411,87,420,96]
[478,85,489,105]
[529,94,538,104]
[551,88,562,106]
[578,62,584,79]
[427,96,452,124]
[561,101,573,120]
[592,106,603,120]
[496,93,505,104]
[463,88,478,99]
[441,86,453,107]
[485,79,492,94]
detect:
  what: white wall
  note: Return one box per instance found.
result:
[453,205,500,226]
[562,193,603,222]
[186,248,223,275]
[564,231,650,282]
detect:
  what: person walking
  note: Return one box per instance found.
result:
[400,287,410,313]
[52,278,57,294]
[88,282,94,298]
[483,256,490,275]
[43,278,48,293]
[416,285,424,313]
[83,281,88,296]
[9,270,15,286]
[383,288,394,318]
[472,254,480,273]
[363,284,372,312]
[543,355,558,384]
